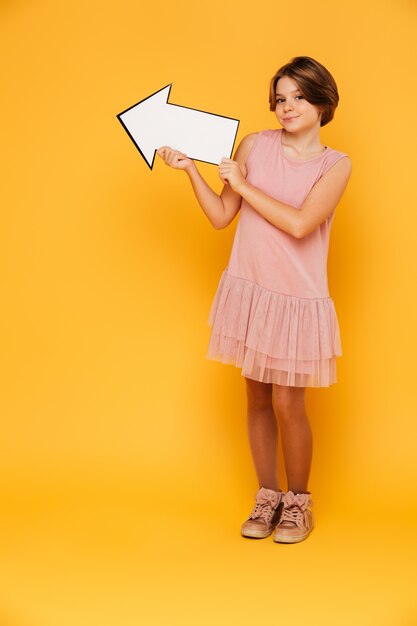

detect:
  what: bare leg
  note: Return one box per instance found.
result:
[245,377,281,491]
[272,384,312,494]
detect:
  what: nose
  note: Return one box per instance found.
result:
[284,99,294,112]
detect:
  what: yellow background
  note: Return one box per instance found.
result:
[1,0,416,624]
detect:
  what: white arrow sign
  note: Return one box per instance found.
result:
[117,84,240,170]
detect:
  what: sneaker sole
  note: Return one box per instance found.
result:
[273,528,313,543]
[241,528,274,539]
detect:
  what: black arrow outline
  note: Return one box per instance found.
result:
[116,83,240,170]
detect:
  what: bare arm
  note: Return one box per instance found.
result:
[156,133,257,230]
[219,155,352,238]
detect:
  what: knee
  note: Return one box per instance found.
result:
[245,378,272,411]
[272,384,305,418]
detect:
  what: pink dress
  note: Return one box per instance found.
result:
[207,128,349,387]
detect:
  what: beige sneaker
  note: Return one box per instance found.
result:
[273,490,314,543]
[241,487,284,539]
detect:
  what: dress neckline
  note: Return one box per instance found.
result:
[279,128,328,163]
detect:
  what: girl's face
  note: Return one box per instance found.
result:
[274,75,322,131]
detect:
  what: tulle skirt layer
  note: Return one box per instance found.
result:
[207,271,342,388]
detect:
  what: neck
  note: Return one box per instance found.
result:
[282,125,323,153]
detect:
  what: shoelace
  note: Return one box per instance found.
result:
[278,492,311,530]
[250,502,276,522]
[278,505,310,530]
[249,492,281,522]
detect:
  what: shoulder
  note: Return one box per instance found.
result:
[325,142,351,166]
[326,154,352,176]
[340,155,352,169]
[232,132,259,167]
[235,132,259,153]
[316,154,352,196]
[233,129,275,161]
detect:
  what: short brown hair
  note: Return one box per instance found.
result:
[269,56,339,127]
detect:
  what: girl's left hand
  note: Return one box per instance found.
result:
[218,158,246,193]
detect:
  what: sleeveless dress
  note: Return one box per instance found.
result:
[206,128,349,387]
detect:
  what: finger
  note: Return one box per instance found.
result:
[171,153,184,168]
[218,170,229,183]
[162,149,176,165]
[167,150,177,164]
[168,150,185,165]
[157,146,172,158]
[175,150,188,159]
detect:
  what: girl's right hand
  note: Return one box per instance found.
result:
[156,146,195,172]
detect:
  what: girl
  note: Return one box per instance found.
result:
[157,56,352,544]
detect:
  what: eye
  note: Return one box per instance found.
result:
[275,95,304,104]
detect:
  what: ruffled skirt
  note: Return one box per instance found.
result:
[207,271,342,387]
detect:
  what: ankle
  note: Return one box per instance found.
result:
[260,485,283,492]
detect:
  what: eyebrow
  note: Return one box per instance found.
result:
[275,89,301,96]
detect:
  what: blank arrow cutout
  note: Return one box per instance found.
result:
[117,84,240,169]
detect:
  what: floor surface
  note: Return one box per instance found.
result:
[0,477,416,626]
